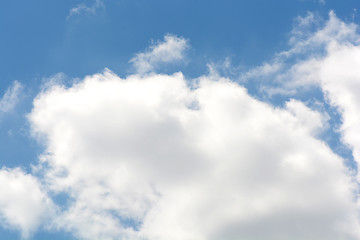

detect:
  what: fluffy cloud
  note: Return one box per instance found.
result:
[0,81,23,114]
[1,11,360,240]
[317,42,360,180]
[0,168,55,238]
[130,34,189,74]
[26,68,360,239]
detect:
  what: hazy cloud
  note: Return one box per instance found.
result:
[0,81,23,114]
[67,0,105,18]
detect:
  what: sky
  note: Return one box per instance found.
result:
[1,0,360,239]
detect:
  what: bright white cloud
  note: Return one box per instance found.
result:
[130,34,189,74]
[285,99,329,135]
[0,168,56,239]
[243,11,360,182]
[317,43,360,180]
[68,0,105,18]
[1,10,360,240]
[0,81,23,114]
[26,68,360,240]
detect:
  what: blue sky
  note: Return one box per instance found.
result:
[1,0,358,81]
[1,0,360,239]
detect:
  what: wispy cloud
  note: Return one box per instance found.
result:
[67,0,105,19]
[130,34,189,74]
[241,11,359,96]
[241,10,360,179]
[0,81,23,114]
[300,0,326,5]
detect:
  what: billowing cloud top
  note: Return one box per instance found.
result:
[1,11,360,240]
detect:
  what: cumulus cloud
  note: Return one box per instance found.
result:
[0,168,56,239]
[25,68,360,240]
[1,11,360,240]
[130,34,189,74]
[316,42,360,179]
[67,0,105,18]
[0,81,23,114]
[285,99,329,135]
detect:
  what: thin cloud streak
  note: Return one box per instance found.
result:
[0,81,23,114]
[67,0,105,19]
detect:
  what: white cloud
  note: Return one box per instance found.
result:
[317,43,360,181]
[67,0,105,18]
[0,81,23,114]
[243,11,359,94]
[130,34,189,74]
[285,99,329,135]
[0,168,56,239]
[26,68,360,240]
[1,11,360,240]
[242,11,360,183]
